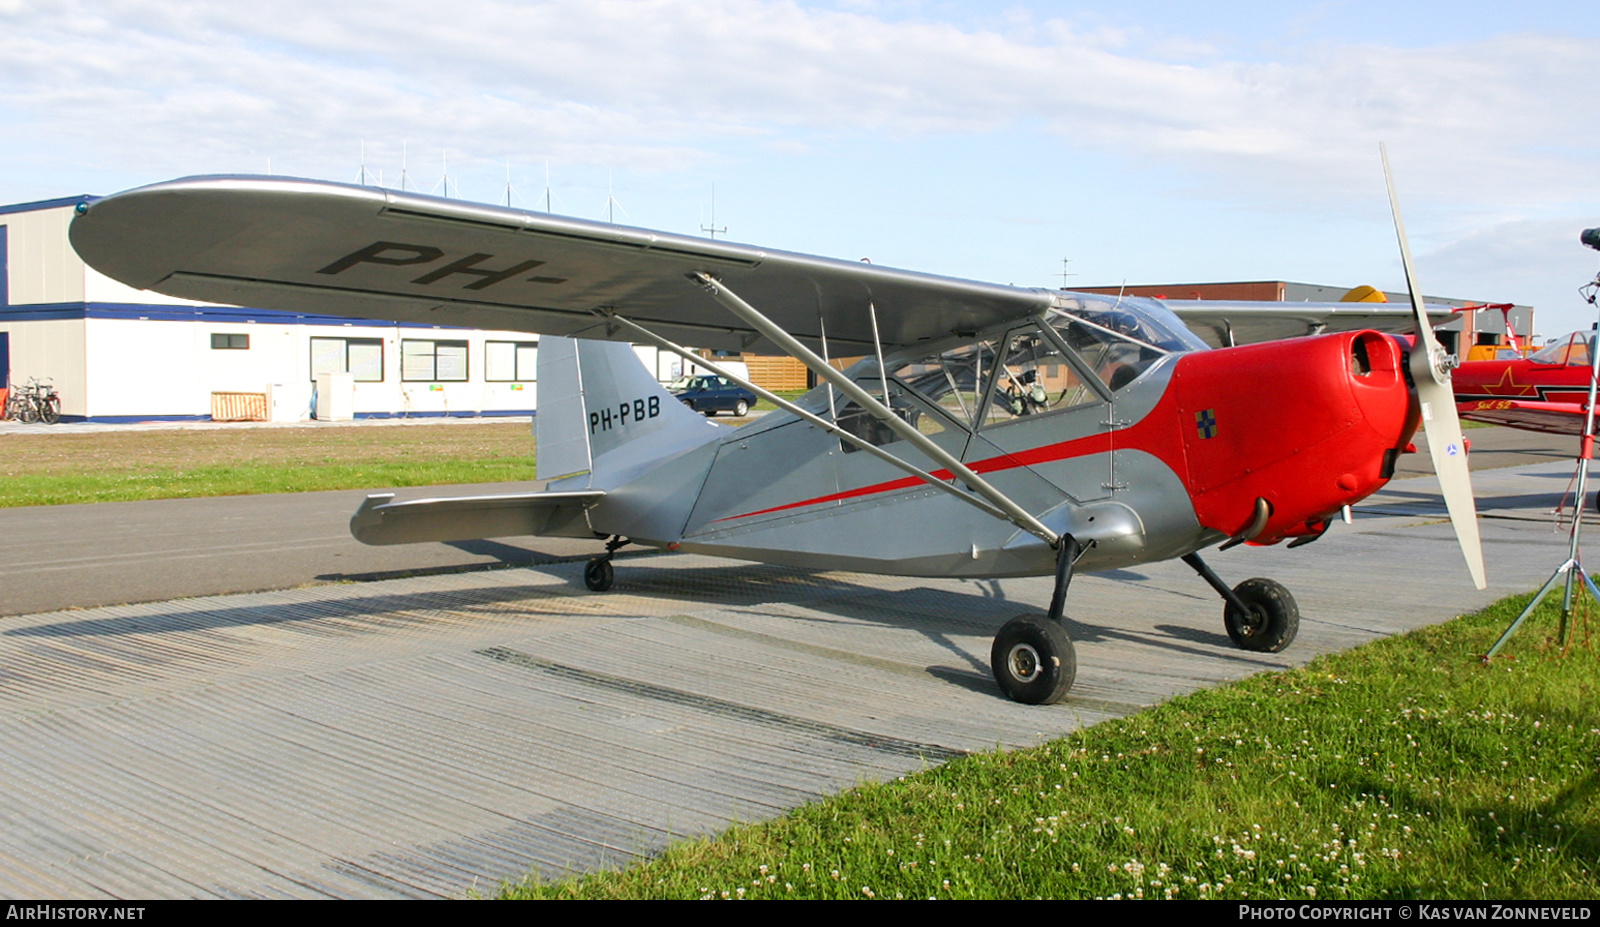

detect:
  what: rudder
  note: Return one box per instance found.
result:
[535,336,719,488]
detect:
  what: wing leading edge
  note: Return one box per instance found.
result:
[69,175,1052,355]
[1456,398,1590,436]
[1165,300,1456,348]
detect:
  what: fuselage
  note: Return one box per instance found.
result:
[584,294,1420,578]
[1455,331,1594,407]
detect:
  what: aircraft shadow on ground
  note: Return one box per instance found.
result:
[6,559,1284,682]
[1362,488,1574,516]
[612,561,1291,682]
[312,538,594,583]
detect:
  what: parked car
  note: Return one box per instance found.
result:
[669,375,758,417]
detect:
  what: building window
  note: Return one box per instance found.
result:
[310,336,384,382]
[211,333,249,350]
[485,340,537,382]
[401,339,469,382]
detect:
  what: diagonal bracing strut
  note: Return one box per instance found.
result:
[684,271,1061,547]
[597,310,1013,524]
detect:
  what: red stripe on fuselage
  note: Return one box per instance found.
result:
[713,392,1188,523]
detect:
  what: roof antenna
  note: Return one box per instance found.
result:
[700,183,727,239]
[603,170,629,224]
[1057,258,1075,290]
[357,140,377,186]
[433,150,456,199]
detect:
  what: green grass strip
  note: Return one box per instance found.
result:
[1,459,537,506]
[502,590,1600,900]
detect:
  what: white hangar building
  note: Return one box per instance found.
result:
[0,193,588,423]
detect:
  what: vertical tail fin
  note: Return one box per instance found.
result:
[535,336,720,488]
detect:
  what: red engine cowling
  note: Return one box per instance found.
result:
[1167,330,1418,544]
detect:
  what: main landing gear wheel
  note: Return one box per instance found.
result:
[1223,578,1299,653]
[991,615,1076,705]
[583,558,614,592]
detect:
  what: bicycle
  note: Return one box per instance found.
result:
[5,378,61,424]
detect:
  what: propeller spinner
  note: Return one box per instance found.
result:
[1381,143,1488,589]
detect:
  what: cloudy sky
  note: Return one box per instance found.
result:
[4,0,1597,334]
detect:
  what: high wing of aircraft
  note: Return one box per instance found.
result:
[1164,299,1454,348]
[68,163,1485,706]
[1454,330,1595,436]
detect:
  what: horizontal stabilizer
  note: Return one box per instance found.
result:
[350,490,604,546]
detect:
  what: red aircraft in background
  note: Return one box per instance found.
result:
[1454,328,1595,437]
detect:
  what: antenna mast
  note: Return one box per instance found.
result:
[357,140,377,185]
[700,183,727,239]
[603,170,628,224]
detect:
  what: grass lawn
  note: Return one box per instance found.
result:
[503,591,1599,900]
[0,423,539,506]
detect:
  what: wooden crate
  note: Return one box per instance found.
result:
[211,392,269,422]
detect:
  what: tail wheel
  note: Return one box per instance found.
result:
[991,615,1076,705]
[1224,578,1299,652]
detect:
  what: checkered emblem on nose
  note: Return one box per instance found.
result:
[1196,409,1218,439]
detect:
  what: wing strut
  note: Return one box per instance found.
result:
[684,272,1062,547]
[599,309,1012,525]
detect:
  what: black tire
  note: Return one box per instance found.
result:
[991,615,1076,705]
[41,397,60,425]
[583,558,614,592]
[18,400,38,425]
[1224,578,1299,652]
[734,399,748,417]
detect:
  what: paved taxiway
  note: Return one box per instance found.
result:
[0,427,1586,897]
[0,424,1577,618]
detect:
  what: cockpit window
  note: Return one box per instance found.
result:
[1050,296,1209,355]
[978,327,1103,427]
[834,376,946,453]
[1529,332,1595,367]
[892,339,999,428]
[1044,297,1203,395]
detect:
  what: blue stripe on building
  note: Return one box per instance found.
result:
[0,301,480,330]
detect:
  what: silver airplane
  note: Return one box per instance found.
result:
[69,159,1482,705]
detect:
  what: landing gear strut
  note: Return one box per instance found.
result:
[1182,553,1299,653]
[584,536,630,592]
[992,535,1082,705]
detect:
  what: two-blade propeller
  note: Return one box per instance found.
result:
[1381,143,1488,590]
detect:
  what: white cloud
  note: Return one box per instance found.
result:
[1,0,1594,311]
[1,3,1589,206]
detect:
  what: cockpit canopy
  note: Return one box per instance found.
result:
[1529,332,1596,368]
[794,292,1206,452]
